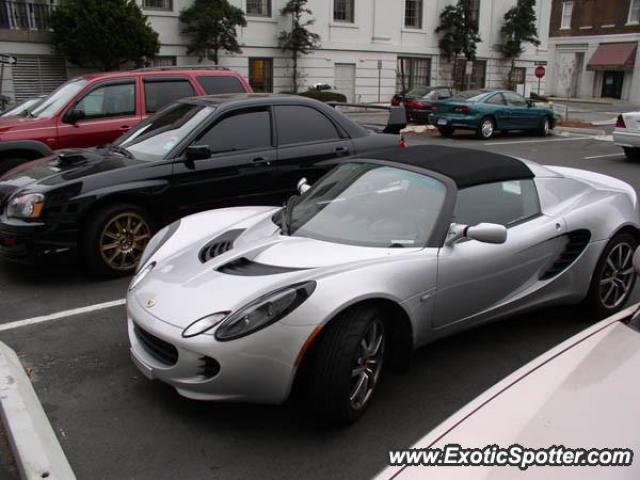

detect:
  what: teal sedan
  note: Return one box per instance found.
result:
[431,89,555,140]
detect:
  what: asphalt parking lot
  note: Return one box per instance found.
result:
[1,129,639,480]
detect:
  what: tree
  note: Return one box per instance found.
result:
[500,0,541,89]
[435,0,482,63]
[50,0,159,71]
[278,0,321,93]
[179,0,247,64]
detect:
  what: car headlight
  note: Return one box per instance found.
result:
[6,193,45,219]
[213,281,316,341]
[136,220,181,272]
[182,312,230,338]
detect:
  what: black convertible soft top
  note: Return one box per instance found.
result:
[356,145,534,188]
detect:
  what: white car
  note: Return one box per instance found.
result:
[613,113,640,160]
[126,145,640,423]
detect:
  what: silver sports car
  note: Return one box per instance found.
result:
[126,145,640,423]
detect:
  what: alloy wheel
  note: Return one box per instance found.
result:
[543,118,550,136]
[481,119,494,138]
[99,212,151,272]
[350,319,384,410]
[599,242,635,309]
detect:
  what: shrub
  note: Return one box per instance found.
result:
[298,90,347,103]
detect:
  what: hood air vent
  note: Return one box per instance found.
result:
[218,257,308,276]
[199,229,245,263]
[540,230,591,280]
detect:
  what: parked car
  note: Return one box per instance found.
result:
[0,94,404,275]
[391,86,454,124]
[126,145,639,423]
[613,113,640,160]
[0,95,46,118]
[0,66,252,175]
[431,89,555,139]
[375,299,640,479]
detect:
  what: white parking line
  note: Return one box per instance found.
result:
[583,153,624,159]
[0,299,126,332]
[484,137,590,146]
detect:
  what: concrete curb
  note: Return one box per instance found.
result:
[555,126,607,137]
[0,342,76,480]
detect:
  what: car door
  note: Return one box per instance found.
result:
[274,104,354,192]
[503,91,535,129]
[170,106,279,214]
[433,179,567,328]
[56,79,141,148]
[483,93,514,130]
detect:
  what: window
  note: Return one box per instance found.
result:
[144,79,195,114]
[246,0,271,17]
[334,0,355,22]
[74,82,135,119]
[469,0,481,28]
[404,0,423,28]
[629,0,640,23]
[396,57,431,93]
[561,1,573,29]
[486,93,507,105]
[197,76,246,94]
[143,0,172,11]
[199,109,272,153]
[249,58,274,93]
[454,180,540,227]
[150,56,176,67]
[511,67,526,85]
[275,106,340,145]
[453,59,486,91]
[436,88,452,99]
[503,91,528,107]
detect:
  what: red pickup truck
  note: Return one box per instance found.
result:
[0,66,252,174]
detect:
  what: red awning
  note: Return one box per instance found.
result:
[587,42,637,71]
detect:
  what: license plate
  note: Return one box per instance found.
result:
[131,352,154,380]
[437,118,447,126]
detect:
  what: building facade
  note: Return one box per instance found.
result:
[0,0,552,104]
[548,0,640,100]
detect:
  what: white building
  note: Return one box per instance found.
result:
[0,0,552,104]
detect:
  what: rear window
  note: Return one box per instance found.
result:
[197,76,246,94]
[144,79,195,114]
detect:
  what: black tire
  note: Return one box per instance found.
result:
[476,116,496,139]
[583,233,638,319]
[81,203,154,277]
[537,116,551,137]
[307,306,386,423]
[438,126,454,137]
[623,147,640,161]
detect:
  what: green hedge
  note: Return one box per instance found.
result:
[529,92,549,102]
[297,90,347,103]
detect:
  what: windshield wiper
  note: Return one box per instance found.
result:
[280,194,299,236]
[105,143,135,159]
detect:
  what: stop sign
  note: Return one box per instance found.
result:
[535,65,546,79]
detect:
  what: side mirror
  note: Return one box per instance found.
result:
[64,109,85,124]
[185,145,211,162]
[447,222,507,245]
[297,177,311,195]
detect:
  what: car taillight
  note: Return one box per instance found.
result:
[616,115,626,128]
[411,100,425,109]
[391,96,401,106]
[455,105,473,114]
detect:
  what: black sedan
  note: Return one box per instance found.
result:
[0,94,404,275]
[391,86,453,124]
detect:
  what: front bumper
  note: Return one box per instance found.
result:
[613,128,640,148]
[127,293,317,404]
[0,216,78,263]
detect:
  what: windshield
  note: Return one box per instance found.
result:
[1,97,43,117]
[29,79,88,118]
[287,163,447,248]
[117,103,214,161]
[407,87,433,98]
[449,90,492,102]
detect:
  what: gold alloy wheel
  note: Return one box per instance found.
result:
[99,212,151,272]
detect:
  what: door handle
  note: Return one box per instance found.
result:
[335,146,350,157]
[119,125,131,131]
[252,157,271,166]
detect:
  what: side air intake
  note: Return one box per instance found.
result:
[540,230,591,280]
[199,229,245,263]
